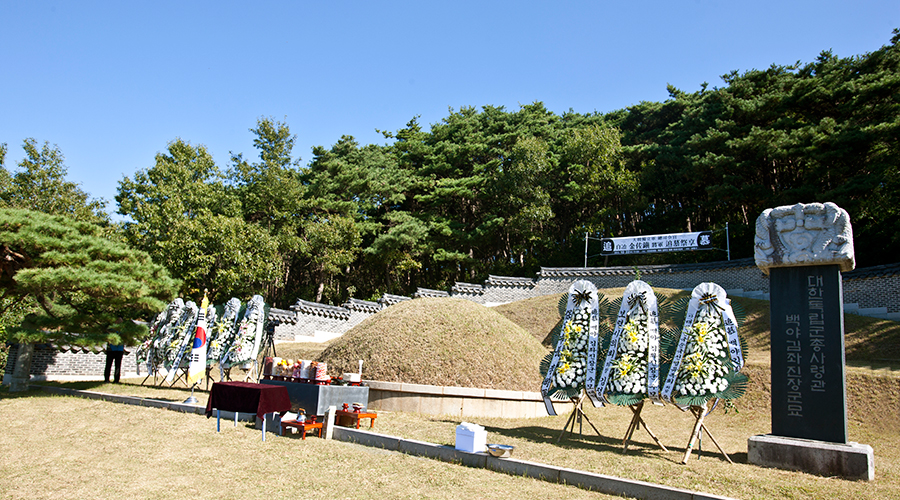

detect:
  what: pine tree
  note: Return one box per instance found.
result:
[1,208,179,390]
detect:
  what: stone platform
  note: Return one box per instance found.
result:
[748,434,874,481]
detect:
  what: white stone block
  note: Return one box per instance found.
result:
[455,422,487,453]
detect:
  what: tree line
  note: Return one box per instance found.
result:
[3,31,898,315]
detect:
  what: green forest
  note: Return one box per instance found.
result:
[3,31,899,311]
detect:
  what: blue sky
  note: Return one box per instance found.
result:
[2,1,897,216]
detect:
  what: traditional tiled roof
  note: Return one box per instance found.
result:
[539,257,757,277]
[844,262,900,280]
[485,275,537,288]
[414,287,450,298]
[378,293,411,307]
[267,307,298,325]
[343,298,382,314]
[451,282,484,295]
[290,299,351,320]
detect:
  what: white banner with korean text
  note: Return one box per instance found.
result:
[600,231,712,256]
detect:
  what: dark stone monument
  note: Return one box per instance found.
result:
[749,202,873,480]
[769,265,847,443]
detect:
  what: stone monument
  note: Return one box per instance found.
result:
[749,202,874,480]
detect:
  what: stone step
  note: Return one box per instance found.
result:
[845,306,900,322]
[857,307,888,316]
[859,311,897,320]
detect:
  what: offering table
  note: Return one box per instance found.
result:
[260,379,369,417]
[205,381,291,441]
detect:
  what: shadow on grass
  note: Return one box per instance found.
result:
[0,384,41,400]
[846,360,900,372]
[655,449,742,465]
[431,409,744,465]
[10,380,204,403]
[33,380,112,391]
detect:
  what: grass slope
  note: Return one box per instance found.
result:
[495,287,900,364]
[493,294,564,345]
[492,287,900,433]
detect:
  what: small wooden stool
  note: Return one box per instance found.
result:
[335,410,377,429]
[280,419,323,439]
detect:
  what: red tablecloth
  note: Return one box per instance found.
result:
[205,381,291,419]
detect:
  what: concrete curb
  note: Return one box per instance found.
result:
[33,385,736,500]
[332,426,735,500]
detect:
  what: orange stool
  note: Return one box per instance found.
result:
[280,419,323,439]
[335,410,377,429]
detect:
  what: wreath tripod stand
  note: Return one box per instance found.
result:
[557,392,602,443]
[255,323,276,383]
[680,400,733,464]
[140,351,160,386]
[622,400,668,452]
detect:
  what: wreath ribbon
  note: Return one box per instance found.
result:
[222,295,266,368]
[581,284,601,407]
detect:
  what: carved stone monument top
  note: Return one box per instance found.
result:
[755,202,855,274]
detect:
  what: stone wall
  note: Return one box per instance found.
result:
[546,258,767,296]
[266,258,897,341]
[456,258,768,305]
[842,263,900,317]
[271,297,384,341]
[364,380,566,418]
[537,258,770,296]
[451,259,898,318]
[3,343,139,381]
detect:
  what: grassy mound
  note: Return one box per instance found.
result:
[317,297,549,391]
[493,294,564,345]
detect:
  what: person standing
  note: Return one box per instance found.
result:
[104,343,125,383]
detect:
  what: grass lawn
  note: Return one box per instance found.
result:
[1,388,630,500]
[4,368,897,500]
